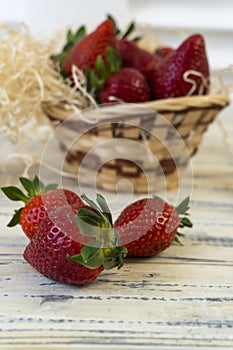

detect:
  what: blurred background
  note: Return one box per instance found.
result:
[0,0,232,72]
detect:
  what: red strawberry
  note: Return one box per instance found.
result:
[116,39,162,82]
[114,197,192,257]
[23,204,102,285]
[1,176,83,240]
[63,19,116,75]
[24,194,127,285]
[155,46,175,60]
[100,67,150,103]
[152,34,210,99]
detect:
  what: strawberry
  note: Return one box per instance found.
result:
[116,39,162,82]
[51,25,86,77]
[24,194,127,285]
[63,19,116,75]
[155,46,175,60]
[152,34,210,99]
[114,197,192,257]
[85,46,122,102]
[100,67,150,103]
[1,176,83,240]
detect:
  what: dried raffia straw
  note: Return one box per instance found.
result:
[183,70,209,96]
[0,22,94,143]
[209,65,233,155]
[210,64,233,95]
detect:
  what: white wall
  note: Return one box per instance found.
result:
[128,0,233,31]
[128,0,233,71]
[0,0,129,34]
[0,0,232,71]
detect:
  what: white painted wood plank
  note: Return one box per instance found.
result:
[0,106,233,349]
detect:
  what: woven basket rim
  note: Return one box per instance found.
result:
[141,93,230,111]
[42,93,230,122]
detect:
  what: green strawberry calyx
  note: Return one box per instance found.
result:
[107,13,141,42]
[85,46,121,102]
[68,193,127,270]
[1,175,58,227]
[174,196,193,245]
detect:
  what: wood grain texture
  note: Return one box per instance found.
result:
[0,107,233,350]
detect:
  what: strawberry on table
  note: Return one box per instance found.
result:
[152,34,210,99]
[63,18,116,75]
[1,176,83,240]
[114,196,192,257]
[100,67,150,103]
[24,194,127,285]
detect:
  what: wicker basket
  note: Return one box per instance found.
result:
[43,94,230,193]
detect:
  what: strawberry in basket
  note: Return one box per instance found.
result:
[53,15,210,104]
[152,34,210,99]
[100,67,150,103]
[115,39,162,83]
[155,46,175,60]
[63,19,116,75]
[60,17,151,103]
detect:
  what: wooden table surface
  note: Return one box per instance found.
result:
[0,104,233,350]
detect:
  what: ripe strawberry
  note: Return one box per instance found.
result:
[63,19,116,75]
[155,46,175,60]
[116,39,162,82]
[100,67,150,103]
[152,34,210,99]
[1,176,83,240]
[24,194,127,285]
[23,204,101,285]
[114,197,192,257]
[51,25,86,77]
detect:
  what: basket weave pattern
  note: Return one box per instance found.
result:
[44,94,230,193]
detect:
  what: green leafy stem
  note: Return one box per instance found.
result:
[68,193,127,270]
